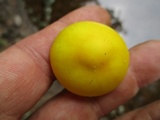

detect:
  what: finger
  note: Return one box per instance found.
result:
[115,100,160,120]
[0,5,111,119]
[96,40,160,116]
[29,92,101,120]
[29,40,160,120]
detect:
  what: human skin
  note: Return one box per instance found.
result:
[0,5,160,120]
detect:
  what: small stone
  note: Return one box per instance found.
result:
[14,14,22,27]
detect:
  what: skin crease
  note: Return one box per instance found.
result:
[0,5,160,120]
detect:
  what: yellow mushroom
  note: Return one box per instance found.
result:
[50,21,129,97]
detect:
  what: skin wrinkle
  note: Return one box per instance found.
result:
[14,22,69,82]
[130,40,160,88]
[15,36,54,79]
[0,115,18,120]
[57,6,111,26]
[30,93,99,120]
[95,66,139,117]
[0,51,31,117]
[14,5,111,83]
[147,101,160,120]
[1,5,160,120]
[129,46,146,89]
[116,100,160,120]
[15,44,53,80]
[89,98,105,118]
[0,6,110,119]
[148,113,156,120]
[95,40,160,118]
[29,40,160,120]
[129,58,141,89]
[0,46,52,118]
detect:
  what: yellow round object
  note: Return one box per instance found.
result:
[50,21,129,97]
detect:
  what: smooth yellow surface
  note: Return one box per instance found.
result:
[50,21,129,97]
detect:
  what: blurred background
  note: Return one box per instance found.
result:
[0,0,160,119]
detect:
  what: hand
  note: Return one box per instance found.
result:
[0,5,160,120]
